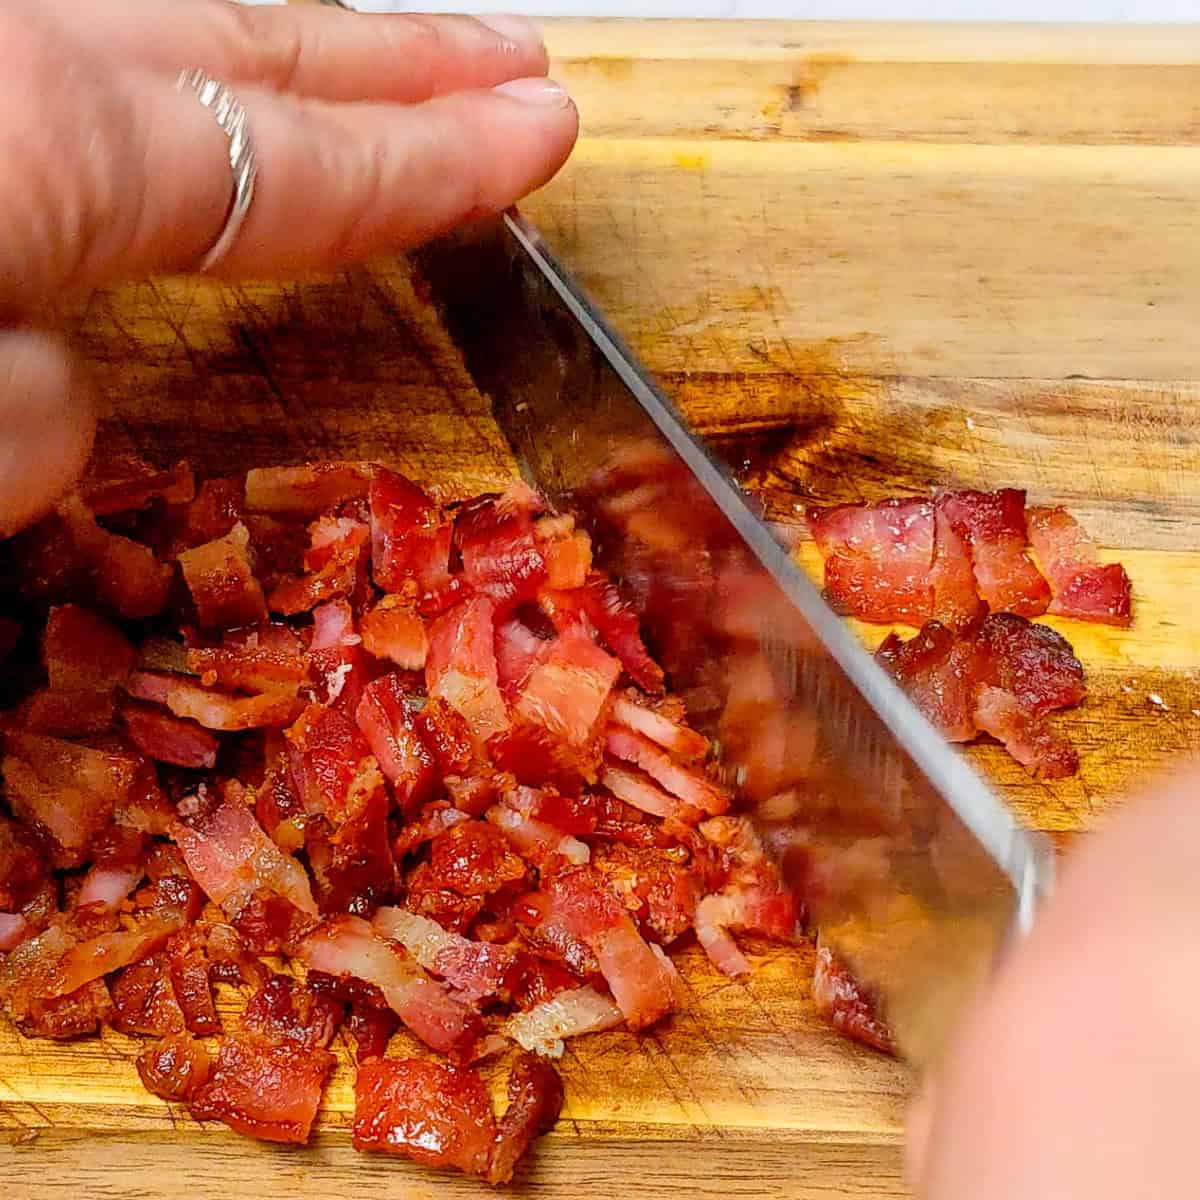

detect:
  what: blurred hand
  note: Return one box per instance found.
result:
[0,0,577,533]
[907,762,1200,1198]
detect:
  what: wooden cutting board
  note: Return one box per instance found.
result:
[3,19,1200,1200]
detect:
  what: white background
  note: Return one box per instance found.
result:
[245,0,1199,19]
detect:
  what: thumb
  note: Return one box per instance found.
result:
[0,329,94,538]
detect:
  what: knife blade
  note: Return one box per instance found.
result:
[414,209,1054,1067]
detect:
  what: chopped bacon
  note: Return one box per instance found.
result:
[77,828,145,912]
[605,727,727,817]
[57,494,173,619]
[391,802,470,860]
[422,822,528,900]
[0,913,28,952]
[299,916,480,1054]
[590,842,701,944]
[806,498,934,624]
[812,944,894,1054]
[503,984,623,1058]
[169,477,244,552]
[973,685,1079,779]
[2,732,138,867]
[123,701,220,769]
[487,805,590,870]
[694,884,798,977]
[426,597,509,742]
[82,457,195,517]
[187,623,307,693]
[354,675,434,814]
[173,800,318,929]
[374,907,516,1005]
[268,516,368,616]
[610,694,708,762]
[456,489,547,612]
[111,951,186,1036]
[974,611,1086,716]
[539,573,664,693]
[353,1058,496,1176]
[126,670,302,732]
[241,975,341,1051]
[601,763,702,825]
[179,523,269,628]
[307,599,371,712]
[137,1033,212,1101]
[543,867,681,1030]
[929,502,985,630]
[936,489,1051,617]
[875,622,978,742]
[369,467,454,596]
[305,780,396,916]
[536,515,593,592]
[245,462,374,516]
[494,617,549,702]
[488,1052,565,1185]
[1027,506,1132,626]
[360,595,428,669]
[0,813,49,913]
[43,604,134,693]
[190,1033,336,1144]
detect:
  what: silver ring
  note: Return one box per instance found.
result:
[176,69,258,273]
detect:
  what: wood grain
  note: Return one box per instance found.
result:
[5,17,1200,1200]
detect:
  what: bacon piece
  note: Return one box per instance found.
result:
[268,516,368,616]
[353,1058,495,1176]
[422,822,527,899]
[806,498,934,624]
[936,489,1050,617]
[601,764,701,825]
[392,802,470,860]
[244,462,374,516]
[0,813,49,913]
[875,622,978,742]
[974,612,1086,716]
[543,867,681,1030]
[305,781,396,916]
[494,617,549,702]
[179,523,269,628]
[354,675,435,814]
[610,694,707,762]
[77,828,145,913]
[360,595,428,670]
[82,458,195,517]
[2,732,138,867]
[1026,506,1132,626]
[299,916,480,1054]
[241,975,341,1051]
[604,727,727,817]
[515,627,621,755]
[487,804,590,870]
[126,670,302,731]
[57,495,173,619]
[173,800,318,927]
[536,516,593,592]
[591,842,701,944]
[929,503,985,630]
[488,1052,564,1184]
[426,597,509,742]
[812,944,894,1054]
[190,1033,335,1144]
[540,573,664,693]
[503,984,623,1057]
[368,466,454,595]
[137,1033,212,1101]
[973,686,1079,779]
[111,952,186,1036]
[186,623,307,694]
[0,913,28,952]
[123,701,220,769]
[43,604,134,693]
[456,491,547,614]
[374,908,517,1005]
[694,886,798,977]
[167,477,244,553]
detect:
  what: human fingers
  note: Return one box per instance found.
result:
[28,0,548,104]
[911,762,1200,1199]
[0,330,94,538]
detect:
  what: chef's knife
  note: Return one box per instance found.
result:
[414,210,1054,1068]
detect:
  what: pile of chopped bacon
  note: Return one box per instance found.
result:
[807,489,1131,778]
[0,457,870,1184]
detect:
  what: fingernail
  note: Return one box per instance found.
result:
[477,13,544,52]
[493,76,571,108]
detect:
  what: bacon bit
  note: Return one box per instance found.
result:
[494,618,549,703]
[973,686,1079,779]
[137,1033,212,1101]
[975,612,1086,715]
[82,458,195,517]
[111,952,186,1037]
[604,727,727,817]
[544,867,680,1030]
[186,623,307,694]
[168,478,244,553]
[875,622,978,742]
[486,805,590,871]
[244,462,375,517]
[191,1034,336,1144]
[57,494,173,619]
[601,763,702,826]
[308,600,371,713]
[488,1052,565,1185]
[360,595,428,670]
[178,523,268,628]
[503,984,623,1058]
[1027,506,1133,627]
[0,815,47,913]
[456,492,547,613]
[610,694,708,762]
[353,1058,496,1176]
[929,503,985,631]
[126,670,302,732]
[123,701,220,770]
[502,786,598,837]
[540,574,665,693]
[540,530,593,592]
[937,489,1051,617]
[368,466,454,597]
[77,829,145,913]
[422,822,527,899]
[516,628,621,753]
[241,975,341,1051]
[391,802,470,861]
[268,516,368,616]
[354,675,435,814]
[299,916,480,1054]
[426,597,509,743]
[43,604,134,693]
[812,944,894,1054]
[174,801,318,925]
[591,842,701,945]
[2,733,138,867]
[806,498,934,624]
[0,913,28,952]
[305,782,396,917]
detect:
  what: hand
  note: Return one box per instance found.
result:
[907,761,1200,1197]
[0,0,577,534]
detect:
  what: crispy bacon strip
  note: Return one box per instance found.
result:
[1027,506,1133,627]
[179,523,269,628]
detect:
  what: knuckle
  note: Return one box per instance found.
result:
[218,4,308,93]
